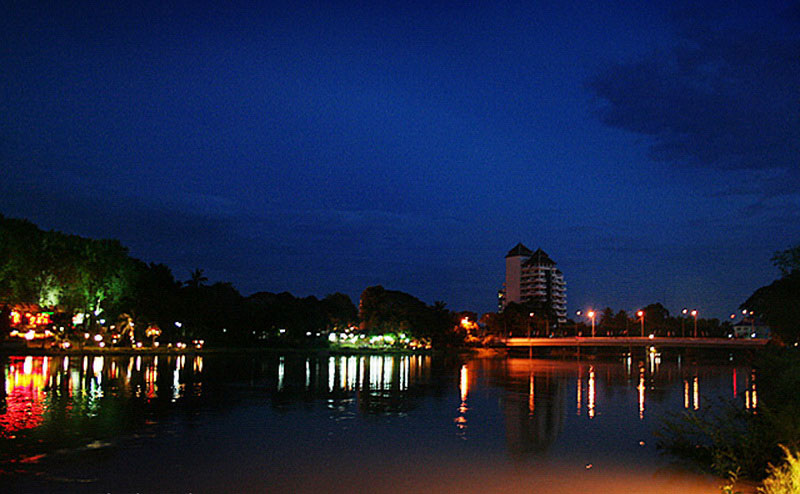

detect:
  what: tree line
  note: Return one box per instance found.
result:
[0,215,464,347]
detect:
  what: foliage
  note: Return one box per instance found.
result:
[741,243,800,344]
[742,271,800,344]
[720,468,744,494]
[658,348,800,481]
[759,445,800,494]
[0,215,366,348]
[771,245,800,277]
[0,214,135,326]
[359,286,461,347]
[657,400,772,479]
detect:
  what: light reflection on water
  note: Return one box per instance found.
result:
[1,351,756,493]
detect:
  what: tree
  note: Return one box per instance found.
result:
[612,310,632,335]
[599,307,616,335]
[321,293,358,329]
[741,244,800,344]
[641,303,671,334]
[358,286,460,347]
[772,245,800,276]
[742,271,800,344]
[186,268,208,289]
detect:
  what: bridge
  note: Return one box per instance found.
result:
[504,336,769,349]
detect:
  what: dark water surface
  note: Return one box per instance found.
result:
[1,350,756,493]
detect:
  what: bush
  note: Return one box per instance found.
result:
[759,446,800,494]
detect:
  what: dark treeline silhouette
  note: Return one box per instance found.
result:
[0,214,361,346]
[742,244,800,344]
[0,214,470,347]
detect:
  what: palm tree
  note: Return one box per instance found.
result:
[186,268,208,289]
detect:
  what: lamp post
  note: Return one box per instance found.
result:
[587,311,596,338]
[637,310,645,337]
[575,310,582,336]
[691,310,698,338]
[681,308,688,338]
[528,312,534,358]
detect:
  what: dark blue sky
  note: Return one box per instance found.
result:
[2,0,798,319]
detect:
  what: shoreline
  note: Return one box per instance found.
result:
[0,345,449,357]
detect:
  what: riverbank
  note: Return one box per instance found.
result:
[0,344,444,357]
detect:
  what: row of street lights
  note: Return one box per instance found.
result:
[577,308,699,338]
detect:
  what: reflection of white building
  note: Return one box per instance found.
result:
[501,243,567,322]
[732,317,771,339]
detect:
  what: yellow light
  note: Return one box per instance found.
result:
[460,365,469,403]
[637,311,644,317]
[588,366,596,419]
[24,330,35,341]
[637,367,646,419]
[684,380,690,409]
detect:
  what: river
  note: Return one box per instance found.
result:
[1,349,756,493]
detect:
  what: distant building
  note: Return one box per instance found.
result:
[732,317,771,339]
[500,243,567,323]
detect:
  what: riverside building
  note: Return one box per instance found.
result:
[500,243,567,323]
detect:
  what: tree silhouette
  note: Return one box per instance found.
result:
[186,268,208,289]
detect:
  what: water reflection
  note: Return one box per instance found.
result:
[455,364,469,437]
[495,352,756,460]
[1,354,207,442]
[1,351,757,491]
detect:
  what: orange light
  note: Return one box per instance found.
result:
[637,311,644,318]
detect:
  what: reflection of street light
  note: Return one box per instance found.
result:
[691,310,698,338]
[587,311,596,337]
[637,310,645,337]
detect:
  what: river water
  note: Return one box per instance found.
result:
[1,349,756,493]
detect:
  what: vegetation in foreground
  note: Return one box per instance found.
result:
[658,244,800,492]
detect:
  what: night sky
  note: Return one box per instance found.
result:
[2,1,798,319]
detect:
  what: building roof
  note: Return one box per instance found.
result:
[733,317,768,328]
[523,248,556,267]
[505,243,533,258]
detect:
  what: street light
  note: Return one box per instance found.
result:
[587,310,596,338]
[528,312,535,358]
[637,310,645,337]
[681,308,688,338]
[690,309,698,338]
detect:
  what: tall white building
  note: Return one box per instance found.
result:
[501,243,567,322]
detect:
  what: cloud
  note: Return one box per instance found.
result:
[586,2,799,189]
